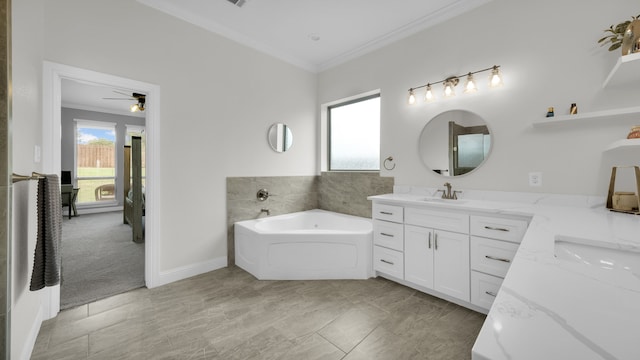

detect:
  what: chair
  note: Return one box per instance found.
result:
[61,185,79,218]
[95,183,115,201]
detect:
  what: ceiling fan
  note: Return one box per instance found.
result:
[103,91,146,112]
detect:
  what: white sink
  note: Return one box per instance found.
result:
[554,235,640,274]
[421,198,467,204]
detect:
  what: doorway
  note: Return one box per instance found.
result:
[42,62,160,318]
[60,79,147,308]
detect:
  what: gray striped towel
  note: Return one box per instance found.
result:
[30,174,62,291]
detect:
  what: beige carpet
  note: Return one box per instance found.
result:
[60,211,145,309]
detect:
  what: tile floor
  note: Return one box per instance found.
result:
[31,266,486,359]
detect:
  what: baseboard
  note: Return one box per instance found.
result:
[155,256,227,287]
[20,305,43,360]
[75,206,123,215]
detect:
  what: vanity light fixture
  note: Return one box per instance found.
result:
[489,65,503,88]
[444,77,458,97]
[464,73,477,93]
[424,84,434,102]
[407,65,502,105]
[408,89,416,105]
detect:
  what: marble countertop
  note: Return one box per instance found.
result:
[368,188,640,360]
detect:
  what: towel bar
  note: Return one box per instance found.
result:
[12,172,45,183]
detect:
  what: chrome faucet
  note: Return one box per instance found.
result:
[260,208,270,216]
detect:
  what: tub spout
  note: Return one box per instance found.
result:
[260,208,270,216]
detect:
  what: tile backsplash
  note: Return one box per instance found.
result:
[226,172,393,265]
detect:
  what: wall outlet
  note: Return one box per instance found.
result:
[529,172,542,187]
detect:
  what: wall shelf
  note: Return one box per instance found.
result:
[603,52,640,88]
[604,138,640,152]
[532,106,640,128]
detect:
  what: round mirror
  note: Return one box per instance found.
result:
[267,123,293,152]
[418,110,492,176]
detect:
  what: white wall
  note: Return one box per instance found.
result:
[12,0,46,358]
[12,0,316,357]
[318,0,640,196]
[40,0,317,272]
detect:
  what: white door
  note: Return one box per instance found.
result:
[434,230,470,301]
[404,224,434,289]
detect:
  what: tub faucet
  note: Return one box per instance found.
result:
[260,208,270,216]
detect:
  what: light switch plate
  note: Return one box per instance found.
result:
[34,145,41,163]
[529,172,542,187]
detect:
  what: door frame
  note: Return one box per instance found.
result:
[42,61,161,318]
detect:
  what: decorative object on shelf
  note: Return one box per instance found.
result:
[612,192,639,211]
[627,125,640,139]
[598,14,640,54]
[570,103,578,115]
[407,65,502,105]
[621,20,640,55]
[606,166,640,215]
[546,107,554,117]
[383,156,396,170]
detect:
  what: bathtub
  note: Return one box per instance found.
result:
[234,209,373,280]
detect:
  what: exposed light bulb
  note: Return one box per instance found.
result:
[130,103,140,112]
[424,84,434,102]
[464,73,477,93]
[489,66,503,88]
[408,89,416,105]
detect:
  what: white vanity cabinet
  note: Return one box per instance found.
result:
[470,214,528,311]
[405,224,470,301]
[371,198,531,314]
[404,207,470,302]
[372,203,404,279]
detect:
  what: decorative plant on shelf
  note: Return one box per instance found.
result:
[598,14,640,51]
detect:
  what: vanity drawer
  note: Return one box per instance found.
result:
[471,271,503,311]
[373,203,404,223]
[470,215,528,243]
[373,245,404,280]
[373,220,404,251]
[405,207,469,234]
[471,236,518,278]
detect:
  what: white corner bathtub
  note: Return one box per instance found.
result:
[234,209,373,280]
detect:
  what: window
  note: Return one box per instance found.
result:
[75,120,117,204]
[328,94,380,170]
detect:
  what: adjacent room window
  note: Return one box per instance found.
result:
[328,94,380,170]
[75,120,117,204]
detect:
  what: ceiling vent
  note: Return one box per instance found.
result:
[226,0,246,7]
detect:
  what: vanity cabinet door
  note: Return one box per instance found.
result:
[404,225,434,289]
[433,230,470,302]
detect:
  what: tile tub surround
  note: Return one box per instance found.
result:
[369,188,640,360]
[319,172,394,218]
[227,173,393,265]
[227,176,318,265]
[31,266,486,359]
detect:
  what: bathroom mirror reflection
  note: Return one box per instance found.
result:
[419,110,492,176]
[268,123,293,152]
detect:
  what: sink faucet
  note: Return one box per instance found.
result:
[439,182,462,200]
